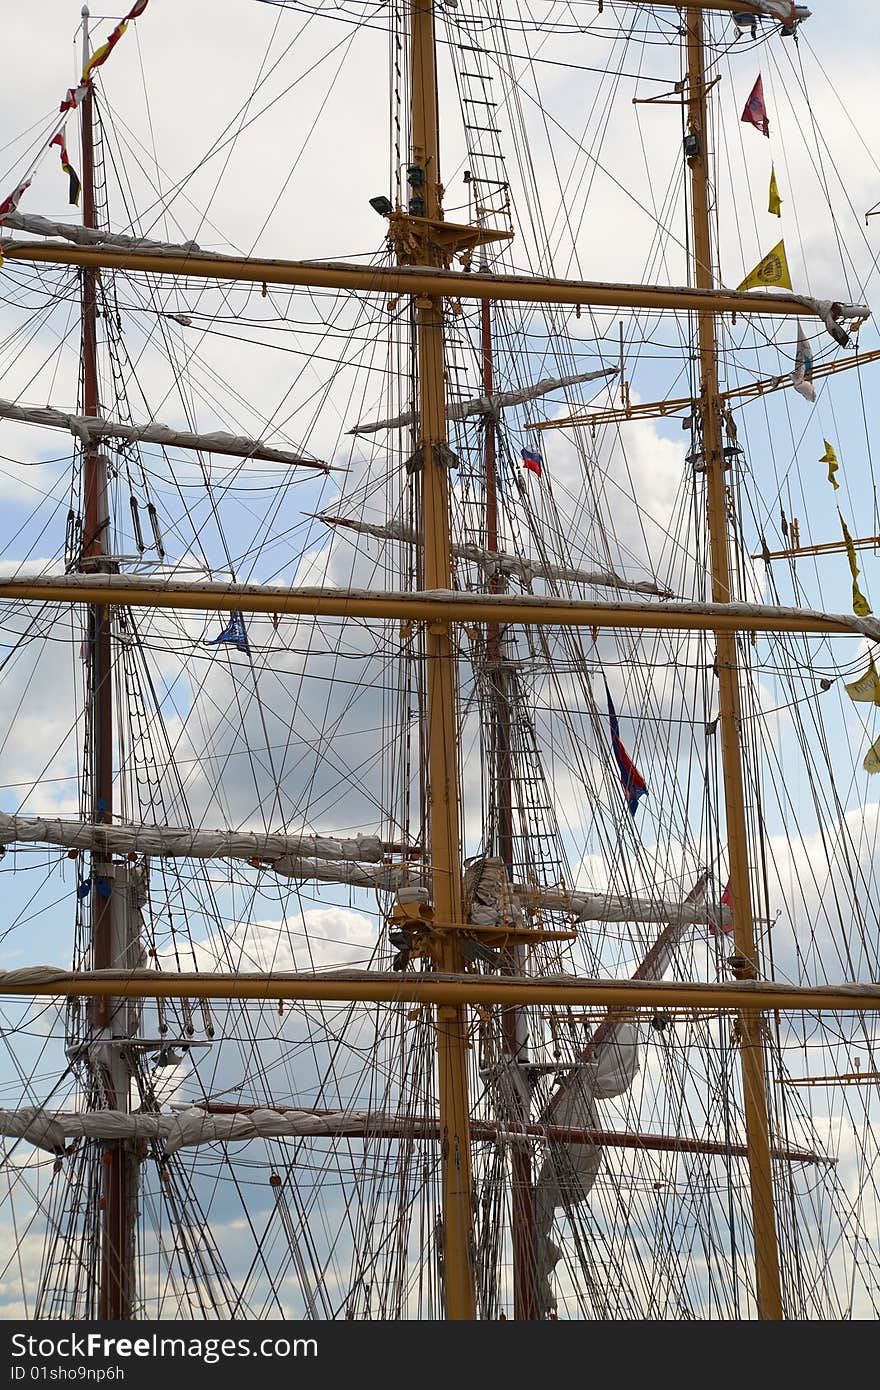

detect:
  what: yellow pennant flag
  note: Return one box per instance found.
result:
[839,509,872,617]
[863,733,880,775]
[769,165,782,217]
[845,658,880,705]
[821,439,840,490]
[736,239,792,292]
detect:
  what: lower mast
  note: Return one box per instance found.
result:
[408,0,476,1320]
[481,291,537,1320]
[79,5,136,1321]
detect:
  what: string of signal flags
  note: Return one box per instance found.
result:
[738,73,789,291]
[734,75,880,772]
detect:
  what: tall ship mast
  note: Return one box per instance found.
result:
[0,0,879,1321]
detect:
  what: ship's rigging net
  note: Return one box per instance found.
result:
[0,0,877,1324]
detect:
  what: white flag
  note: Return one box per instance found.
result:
[792,323,816,403]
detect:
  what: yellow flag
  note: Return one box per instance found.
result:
[845,658,880,705]
[839,509,872,617]
[769,166,782,217]
[863,733,880,774]
[821,439,840,490]
[737,240,792,292]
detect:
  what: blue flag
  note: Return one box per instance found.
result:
[207,611,250,654]
[604,679,647,816]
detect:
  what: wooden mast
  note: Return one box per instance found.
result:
[408,0,476,1321]
[481,296,537,1320]
[684,9,784,1319]
[79,5,133,1322]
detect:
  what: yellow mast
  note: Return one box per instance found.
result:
[407,0,476,1321]
[684,11,784,1319]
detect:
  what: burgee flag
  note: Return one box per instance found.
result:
[741,74,770,137]
[603,679,647,816]
[863,734,880,775]
[792,323,816,402]
[207,611,250,654]
[821,440,839,489]
[838,509,872,618]
[521,447,542,477]
[845,658,880,706]
[768,165,782,217]
[737,240,792,292]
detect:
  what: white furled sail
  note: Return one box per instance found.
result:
[0,397,327,469]
[0,209,202,253]
[0,812,389,864]
[347,366,618,433]
[321,514,672,596]
[0,812,730,927]
[531,875,710,1314]
[0,1105,435,1156]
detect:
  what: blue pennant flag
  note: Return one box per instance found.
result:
[207,610,250,654]
[603,679,648,816]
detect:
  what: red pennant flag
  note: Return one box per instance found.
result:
[741,74,770,138]
[49,133,81,206]
[710,880,735,937]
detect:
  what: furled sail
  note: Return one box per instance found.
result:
[756,2,811,22]
[0,1105,433,1156]
[2,573,877,645]
[527,885,730,930]
[0,812,391,864]
[347,366,618,433]
[0,1105,824,1163]
[0,209,202,254]
[320,514,672,597]
[0,396,327,470]
[531,874,710,1314]
[0,812,730,928]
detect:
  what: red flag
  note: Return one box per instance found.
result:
[520,448,542,477]
[49,133,81,206]
[83,0,150,82]
[710,880,735,937]
[0,179,31,220]
[741,74,770,138]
